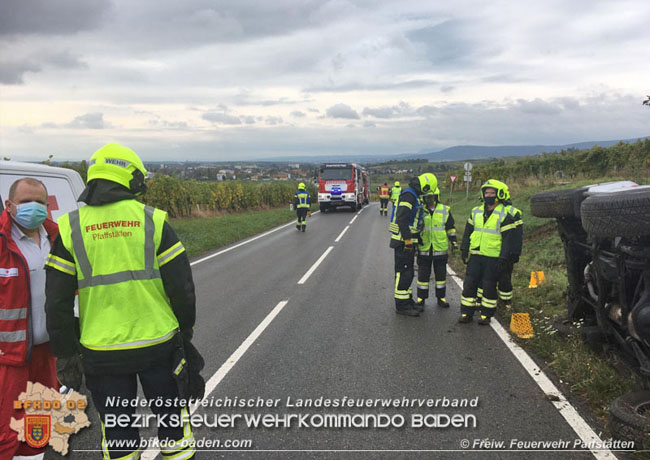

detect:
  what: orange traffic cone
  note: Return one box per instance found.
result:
[510,313,534,339]
[528,271,538,288]
[536,271,545,284]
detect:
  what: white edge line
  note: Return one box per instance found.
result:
[349,215,358,224]
[297,246,334,284]
[335,226,350,243]
[190,210,320,267]
[447,266,617,460]
[142,300,290,460]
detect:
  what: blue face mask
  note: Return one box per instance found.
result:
[12,202,48,229]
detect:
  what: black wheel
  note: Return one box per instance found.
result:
[530,187,587,218]
[581,187,650,238]
[610,391,650,448]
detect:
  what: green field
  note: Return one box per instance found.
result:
[172,204,317,258]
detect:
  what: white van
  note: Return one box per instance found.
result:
[0,161,85,221]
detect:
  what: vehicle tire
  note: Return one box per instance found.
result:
[581,188,650,238]
[610,391,650,449]
[530,187,587,218]
[319,203,328,213]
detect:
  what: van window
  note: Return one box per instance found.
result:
[0,174,79,223]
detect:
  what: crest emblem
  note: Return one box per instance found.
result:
[25,415,51,448]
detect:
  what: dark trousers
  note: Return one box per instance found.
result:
[379,198,389,215]
[416,254,448,300]
[394,245,415,308]
[461,255,499,318]
[477,260,514,303]
[86,361,194,459]
[296,208,308,229]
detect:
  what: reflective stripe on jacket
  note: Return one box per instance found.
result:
[51,200,179,351]
[419,203,452,254]
[389,187,421,241]
[0,210,58,366]
[468,204,508,257]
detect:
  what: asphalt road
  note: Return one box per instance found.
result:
[51,203,617,459]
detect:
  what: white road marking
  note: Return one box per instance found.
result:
[335,226,350,242]
[447,267,617,460]
[349,215,358,224]
[190,211,320,266]
[142,301,291,459]
[297,246,334,284]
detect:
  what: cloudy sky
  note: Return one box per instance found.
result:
[1,0,649,161]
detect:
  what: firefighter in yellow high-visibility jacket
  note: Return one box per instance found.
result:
[459,179,519,325]
[415,187,457,310]
[45,143,202,460]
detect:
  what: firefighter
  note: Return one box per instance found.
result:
[389,173,437,316]
[499,186,523,307]
[459,179,518,325]
[390,181,401,213]
[294,182,311,232]
[476,185,523,308]
[378,182,391,216]
[415,187,458,310]
[45,143,201,460]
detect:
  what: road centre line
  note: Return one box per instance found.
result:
[190,211,320,267]
[447,269,615,460]
[349,215,358,224]
[298,246,334,284]
[335,226,350,242]
[142,300,291,460]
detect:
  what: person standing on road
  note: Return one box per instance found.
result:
[459,179,518,325]
[389,173,437,316]
[45,143,202,460]
[0,178,59,460]
[294,182,311,232]
[415,187,458,311]
[390,181,401,215]
[378,183,391,216]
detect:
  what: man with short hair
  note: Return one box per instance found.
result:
[0,178,59,460]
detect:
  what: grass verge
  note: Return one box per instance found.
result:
[172,206,316,258]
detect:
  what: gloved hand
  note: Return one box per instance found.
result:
[57,355,83,391]
[510,254,520,264]
[404,239,414,252]
[497,258,512,276]
[451,242,458,254]
[308,211,312,217]
[461,250,469,264]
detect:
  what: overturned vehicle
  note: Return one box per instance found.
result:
[531,181,650,446]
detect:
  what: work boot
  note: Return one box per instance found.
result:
[458,314,472,323]
[396,307,420,317]
[415,298,425,312]
[437,297,450,308]
[302,226,306,232]
[478,315,491,325]
[296,225,300,231]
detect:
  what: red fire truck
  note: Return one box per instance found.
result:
[317,163,369,212]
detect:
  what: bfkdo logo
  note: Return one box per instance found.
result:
[25,415,51,448]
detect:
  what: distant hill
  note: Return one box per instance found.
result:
[254,136,649,164]
[405,137,650,162]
